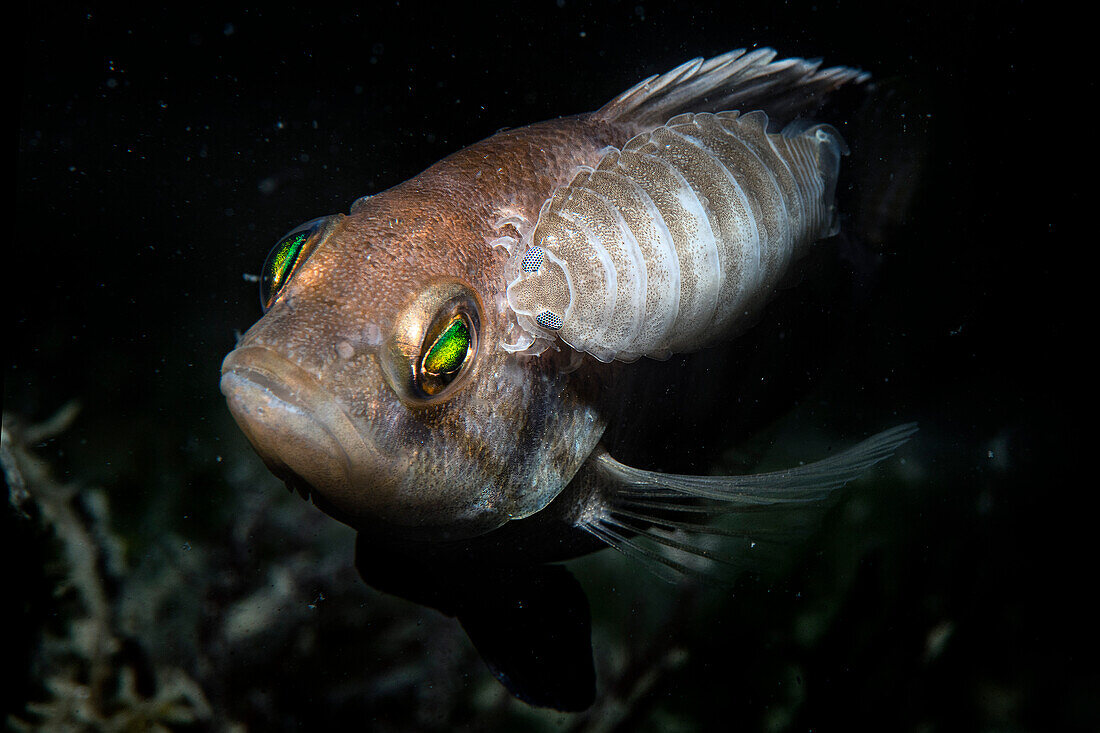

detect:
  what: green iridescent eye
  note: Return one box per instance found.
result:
[414,310,477,399]
[422,317,470,376]
[259,216,333,311]
[378,283,480,405]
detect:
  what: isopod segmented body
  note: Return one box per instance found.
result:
[506,109,847,363]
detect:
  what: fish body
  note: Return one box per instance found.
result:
[220,49,914,709]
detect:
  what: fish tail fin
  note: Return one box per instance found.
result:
[581,423,917,582]
[597,48,870,132]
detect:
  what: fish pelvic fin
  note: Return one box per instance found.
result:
[579,423,917,583]
[597,48,870,132]
[456,563,595,712]
[355,536,595,711]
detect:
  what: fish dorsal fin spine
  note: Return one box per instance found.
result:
[596,48,869,133]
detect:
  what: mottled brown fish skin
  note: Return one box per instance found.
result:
[225,115,636,541]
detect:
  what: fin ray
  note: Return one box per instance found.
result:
[582,520,710,582]
[610,504,810,539]
[597,48,870,132]
[579,424,917,581]
[599,423,917,505]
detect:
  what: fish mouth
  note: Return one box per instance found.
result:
[220,345,390,518]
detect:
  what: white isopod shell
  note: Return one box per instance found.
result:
[506,110,847,363]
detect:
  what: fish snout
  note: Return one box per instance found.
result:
[220,344,521,541]
[220,346,379,515]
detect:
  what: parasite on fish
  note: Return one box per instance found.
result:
[505,113,847,363]
[221,47,912,710]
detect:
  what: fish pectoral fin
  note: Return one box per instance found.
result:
[455,563,596,712]
[580,423,918,582]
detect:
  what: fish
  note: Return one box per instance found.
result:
[220,48,916,710]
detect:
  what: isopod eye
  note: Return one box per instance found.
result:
[536,310,563,331]
[521,246,545,272]
[259,216,335,311]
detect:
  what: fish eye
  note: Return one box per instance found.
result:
[380,282,481,405]
[416,312,476,397]
[259,216,335,311]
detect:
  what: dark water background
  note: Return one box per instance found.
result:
[9,2,1086,730]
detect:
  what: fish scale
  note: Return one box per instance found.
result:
[507,111,847,362]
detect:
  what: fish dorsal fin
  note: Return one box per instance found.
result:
[579,423,917,582]
[597,48,870,131]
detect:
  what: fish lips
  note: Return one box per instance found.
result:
[220,345,397,519]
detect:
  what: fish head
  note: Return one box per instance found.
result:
[221,184,610,542]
